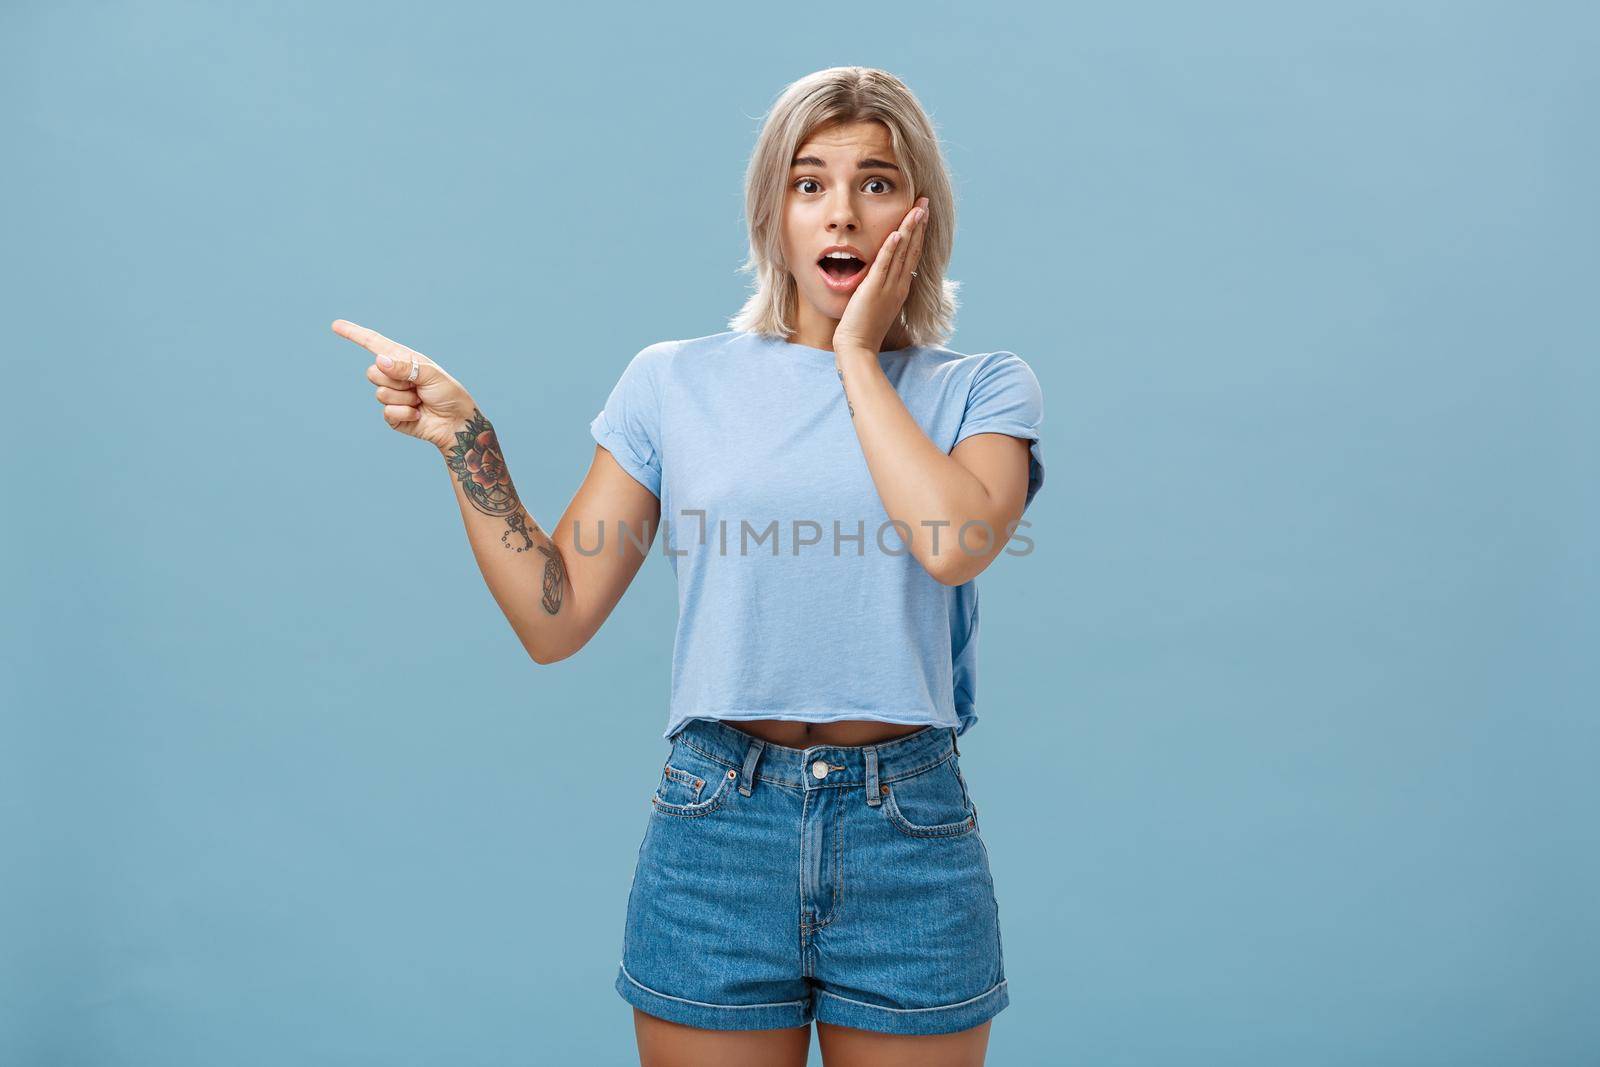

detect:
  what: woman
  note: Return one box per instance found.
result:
[333,66,1043,1067]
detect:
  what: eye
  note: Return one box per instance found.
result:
[791,176,897,196]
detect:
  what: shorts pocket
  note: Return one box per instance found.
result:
[651,742,738,819]
[879,754,979,839]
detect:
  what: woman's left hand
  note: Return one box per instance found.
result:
[832,196,929,356]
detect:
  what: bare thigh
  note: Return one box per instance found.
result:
[632,1008,812,1067]
[816,1018,993,1067]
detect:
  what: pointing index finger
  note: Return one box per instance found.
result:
[332,319,394,355]
[331,318,421,368]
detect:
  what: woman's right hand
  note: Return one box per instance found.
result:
[332,319,479,453]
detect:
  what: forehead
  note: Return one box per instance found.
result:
[793,120,896,162]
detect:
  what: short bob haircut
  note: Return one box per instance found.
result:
[728,66,961,349]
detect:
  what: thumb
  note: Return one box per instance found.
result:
[375,348,440,384]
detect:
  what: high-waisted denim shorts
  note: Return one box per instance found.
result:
[614,717,1008,1036]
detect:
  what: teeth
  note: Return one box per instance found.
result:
[823,251,859,260]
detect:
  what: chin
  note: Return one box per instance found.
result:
[801,290,847,321]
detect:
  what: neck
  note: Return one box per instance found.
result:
[788,308,912,353]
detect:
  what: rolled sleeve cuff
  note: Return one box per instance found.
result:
[590,411,662,498]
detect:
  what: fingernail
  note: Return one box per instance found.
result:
[377,354,394,369]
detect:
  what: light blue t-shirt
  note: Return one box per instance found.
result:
[589,329,1044,741]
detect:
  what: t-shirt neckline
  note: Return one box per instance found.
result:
[755,332,918,365]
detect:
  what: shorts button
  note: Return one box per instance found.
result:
[812,759,830,780]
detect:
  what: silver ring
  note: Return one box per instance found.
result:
[911,271,919,278]
[406,357,419,383]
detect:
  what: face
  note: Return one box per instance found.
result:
[780,119,915,350]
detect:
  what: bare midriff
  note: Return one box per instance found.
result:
[724,718,932,749]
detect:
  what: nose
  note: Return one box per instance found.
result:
[825,190,860,233]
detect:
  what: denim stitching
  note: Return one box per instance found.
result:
[652,767,734,818]
[807,793,844,932]
[879,750,959,785]
[618,816,650,974]
[879,784,978,839]
[992,872,1005,979]
[679,738,744,773]
[661,764,704,800]
[815,977,1008,1014]
[953,762,972,811]
[975,823,1005,974]
[832,792,843,923]
[619,961,810,1010]
[798,783,813,974]
[679,736,957,789]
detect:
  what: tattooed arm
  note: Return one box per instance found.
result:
[436,409,663,664]
[334,319,660,665]
[437,409,573,661]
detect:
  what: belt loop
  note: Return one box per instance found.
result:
[950,727,960,757]
[865,745,882,807]
[738,737,766,797]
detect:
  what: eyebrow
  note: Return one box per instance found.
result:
[790,155,902,173]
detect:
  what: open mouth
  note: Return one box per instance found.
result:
[816,254,868,293]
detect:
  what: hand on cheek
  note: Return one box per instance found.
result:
[832,196,930,355]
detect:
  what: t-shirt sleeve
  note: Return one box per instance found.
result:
[952,350,1045,512]
[589,343,666,498]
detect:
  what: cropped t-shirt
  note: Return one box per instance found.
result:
[588,329,1044,741]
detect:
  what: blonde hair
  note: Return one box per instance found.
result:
[728,66,960,348]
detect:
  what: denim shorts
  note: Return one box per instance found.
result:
[614,717,1008,1036]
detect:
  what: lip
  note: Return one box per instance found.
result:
[815,244,870,295]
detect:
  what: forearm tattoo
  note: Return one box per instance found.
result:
[443,408,566,615]
[836,365,854,417]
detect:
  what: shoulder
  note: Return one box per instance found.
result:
[958,348,1038,378]
[628,330,752,374]
[940,348,1044,435]
[961,350,1042,401]
[913,344,1041,392]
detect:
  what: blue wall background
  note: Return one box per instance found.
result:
[4,1,1595,1063]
